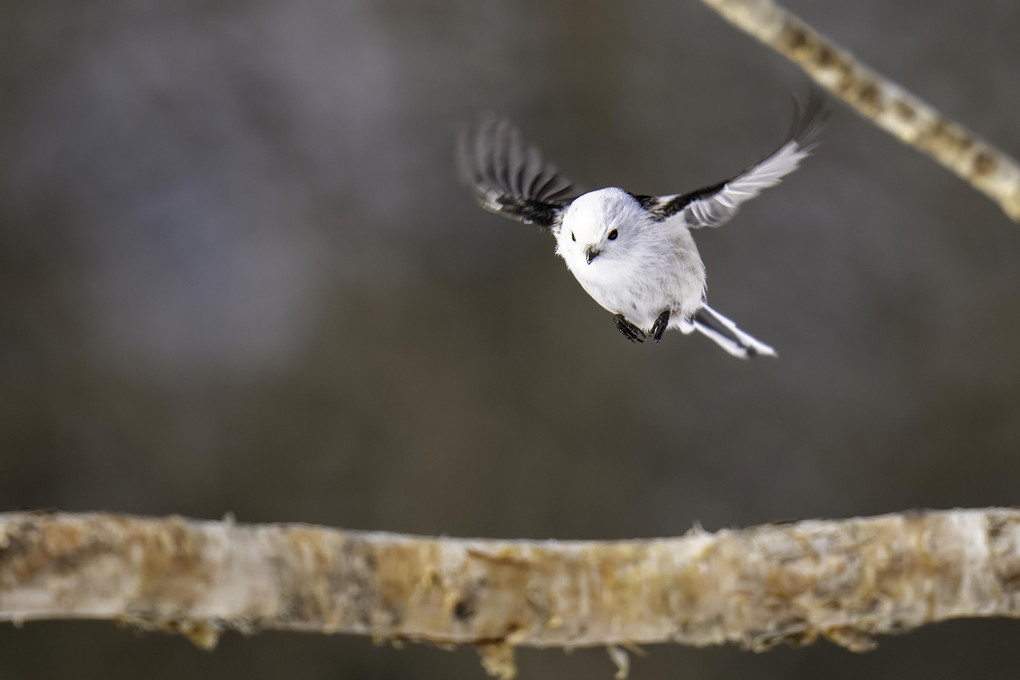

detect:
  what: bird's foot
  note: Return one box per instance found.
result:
[650,310,671,343]
[614,314,646,343]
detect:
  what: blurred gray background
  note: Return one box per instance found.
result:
[2,0,1019,678]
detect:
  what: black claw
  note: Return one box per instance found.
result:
[614,314,646,343]
[650,310,671,343]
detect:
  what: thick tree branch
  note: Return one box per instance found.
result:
[700,0,1020,221]
[3,510,1020,677]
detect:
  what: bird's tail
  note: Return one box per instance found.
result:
[675,304,777,359]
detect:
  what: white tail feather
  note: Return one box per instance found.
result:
[672,305,776,358]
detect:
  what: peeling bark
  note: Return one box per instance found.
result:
[700,0,1020,221]
[3,510,1020,676]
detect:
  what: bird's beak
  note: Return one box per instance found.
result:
[585,246,600,265]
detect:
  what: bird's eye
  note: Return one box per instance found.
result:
[608,229,619,241]
[571,232,576,242]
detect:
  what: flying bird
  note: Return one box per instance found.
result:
[456,90,828,358]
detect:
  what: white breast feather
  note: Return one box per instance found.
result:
[556,189,706,330]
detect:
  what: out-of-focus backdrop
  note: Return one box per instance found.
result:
[2,1,1019,677]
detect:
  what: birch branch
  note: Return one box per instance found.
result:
[700,0,1020,221]
[4,510,1020,677]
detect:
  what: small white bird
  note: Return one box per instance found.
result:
[457,90,827,358]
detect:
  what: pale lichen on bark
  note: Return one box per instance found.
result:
[700,0,1020,221]
[4,509,1020,677]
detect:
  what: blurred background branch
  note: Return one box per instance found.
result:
[4,509,1020,678]
[701,0,1020,221]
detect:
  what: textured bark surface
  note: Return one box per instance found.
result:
[4,510,1020,676]
[700,0,1020,221]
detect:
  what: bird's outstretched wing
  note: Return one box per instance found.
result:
[640,88,829,229]
[456,116,582,229]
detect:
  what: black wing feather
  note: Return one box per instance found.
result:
[456,115,581,229]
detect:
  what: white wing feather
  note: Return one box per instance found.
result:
[651,88,828,229]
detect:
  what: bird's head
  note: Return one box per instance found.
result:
[557,188,647,267]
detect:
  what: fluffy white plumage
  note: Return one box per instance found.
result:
[557,188,705,327]
[457,90,828,358]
